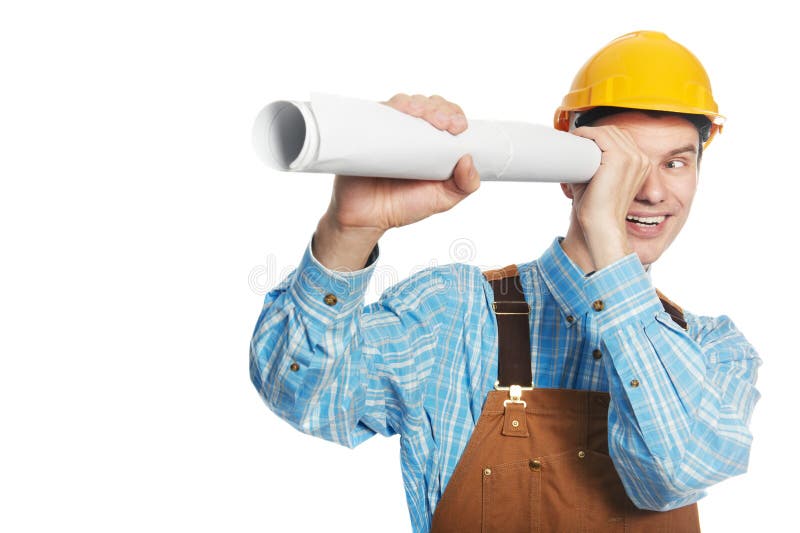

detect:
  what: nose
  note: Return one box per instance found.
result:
[634,164,666,205]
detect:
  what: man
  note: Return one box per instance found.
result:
[250,31,760,532]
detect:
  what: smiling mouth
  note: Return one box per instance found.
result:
[626,215,666,226]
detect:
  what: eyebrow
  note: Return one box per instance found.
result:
[665,144,697,157]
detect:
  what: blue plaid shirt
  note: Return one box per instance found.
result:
[250,237,760,533]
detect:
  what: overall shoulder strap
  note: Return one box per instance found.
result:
[483,265,532,388]
[656,289,688,330]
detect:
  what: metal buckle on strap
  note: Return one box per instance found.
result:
[494,381,534,408]
[491,301,531,315]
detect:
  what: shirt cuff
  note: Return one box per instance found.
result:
[582,253,663,332]
[288,239,378,322]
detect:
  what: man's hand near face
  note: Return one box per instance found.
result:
[563,125,651,270]
[561,113,700,272]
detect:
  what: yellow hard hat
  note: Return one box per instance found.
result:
[554,31,724,147]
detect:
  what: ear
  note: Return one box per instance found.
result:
[560,183,574,200]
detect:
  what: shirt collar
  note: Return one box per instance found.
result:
[536,237,593,323]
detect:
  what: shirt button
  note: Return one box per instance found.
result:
[529,460,541,471]
[630,379,640,388]
[290,363,300,372]
[592,349,602,360]
[592,300,604,312]
[566,315,575,323]
[323,293,338,306]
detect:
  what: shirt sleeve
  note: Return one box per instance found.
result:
[580,253,761,511]
[249,237,460,448]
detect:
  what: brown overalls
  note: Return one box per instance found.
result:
[429,266,700,532]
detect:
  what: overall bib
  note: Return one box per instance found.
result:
[429,266,700,532]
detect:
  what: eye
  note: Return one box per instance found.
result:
[666,159,686,169]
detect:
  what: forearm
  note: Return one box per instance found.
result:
[249,241,378,446]
[249,239,453,447]
[602,318,758,510]
[581,255,760,509]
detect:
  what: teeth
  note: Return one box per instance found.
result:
[626,215,666,225]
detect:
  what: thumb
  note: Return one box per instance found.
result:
[450,154,480,195]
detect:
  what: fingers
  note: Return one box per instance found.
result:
[385,93,468,135]
[573,125,637,153]
[572,125,651,179]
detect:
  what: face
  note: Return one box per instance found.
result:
[593,112,700,266]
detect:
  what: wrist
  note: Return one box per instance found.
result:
[313,213,384,272]
[583,222,631,271]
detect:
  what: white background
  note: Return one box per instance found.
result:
[1,1,796,531]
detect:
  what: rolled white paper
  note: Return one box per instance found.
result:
[253,93,601,183]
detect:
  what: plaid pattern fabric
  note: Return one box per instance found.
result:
[250,238,761,532]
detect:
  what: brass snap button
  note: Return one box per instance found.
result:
[483,468,492,476]
[323,293,338,306]
[566,315,575,323]
[592,349,602,360]
[511,420,519,428]
[529,460,542,471]
[577,450,586,459]
[289,362,300,372]
[592,300,604,312]
[630,379,640,388]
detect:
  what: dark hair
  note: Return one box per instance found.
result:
[574,106,711,161]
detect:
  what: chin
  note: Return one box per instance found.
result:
[631,241,666,268]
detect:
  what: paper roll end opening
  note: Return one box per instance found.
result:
[252,101,307,170]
